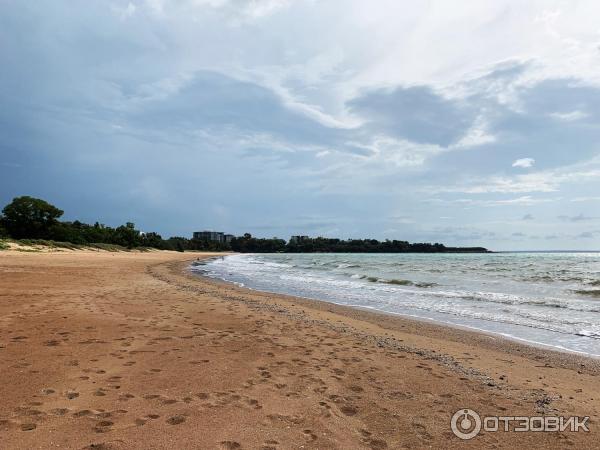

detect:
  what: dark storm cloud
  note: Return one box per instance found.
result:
[348,85,475,146]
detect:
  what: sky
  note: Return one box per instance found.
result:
[1,0,600,250]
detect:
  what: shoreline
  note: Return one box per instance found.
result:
[1,250,598,449]
[191,255,600,365]
[185,259,600,375]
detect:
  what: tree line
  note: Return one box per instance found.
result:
[0,196,489,253]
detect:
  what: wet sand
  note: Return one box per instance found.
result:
[0,250,598,449]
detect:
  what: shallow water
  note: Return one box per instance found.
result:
[193,252,600,357]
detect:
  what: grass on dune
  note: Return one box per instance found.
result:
[0,239,152,252]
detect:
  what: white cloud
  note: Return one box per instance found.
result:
[512,157,535,168]
[442,175,556,194]
[428,156,600,194]
[571,196,600,202]
[557,213,597,222]
[549,110,588,121]
[441,196,558,207]
[347,136,444,168]
[451,117,496,149]
[488,196,553,206]
[111,2,137,20]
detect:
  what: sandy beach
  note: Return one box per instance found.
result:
[0,250,598,449]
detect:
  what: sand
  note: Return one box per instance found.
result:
[0,250,598,449]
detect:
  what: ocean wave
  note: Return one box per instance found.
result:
[576,329,600,339]
[572,289,600,298]
[382,278,412,285]
[380,278,437,288]
[420,289,600,313]
[521,275,554,282]
[336,263,361,269]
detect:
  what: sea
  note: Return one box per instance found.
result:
[191,252,600,358]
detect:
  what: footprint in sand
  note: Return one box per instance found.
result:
[166,415,186,425]
[143,394,160,400]
[219,441,241,450]
[93,420,114,433]
[20,423,37,431]
[366,438,388,449]
[82,444,112,450]
[340,405,358,416]
[302,430,317,441]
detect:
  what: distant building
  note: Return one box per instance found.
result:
[193,231,225,242]
[290,235,309,244]
[224,234,235,243]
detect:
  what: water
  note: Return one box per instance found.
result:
[192,252,600,357]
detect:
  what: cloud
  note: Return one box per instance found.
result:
[451,118,496,149]
[522,214,535,220]
[441,196,557,207]
[571,196,600,202]
[575,231,600,239]
[430,158,600,194]
[142,0,292,22]
[111,2,137,20]
[512,158,535,168]
[549,110,588,121]
[557,213,596,222]
[345,136,444,168]
[427,226,497,242]
[348,85,474,147]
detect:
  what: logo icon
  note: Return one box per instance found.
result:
[451,408,482,440]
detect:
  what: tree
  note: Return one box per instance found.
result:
[1,196,64,239]
[141,231,164,249]
[113,222,141,248]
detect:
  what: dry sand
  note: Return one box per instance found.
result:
[0,250,598,449]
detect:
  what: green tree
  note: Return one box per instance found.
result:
[113,222,141,249]
[141,231,165,249]
[1,196,64,239]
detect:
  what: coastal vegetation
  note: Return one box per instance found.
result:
[0,196,489,253]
